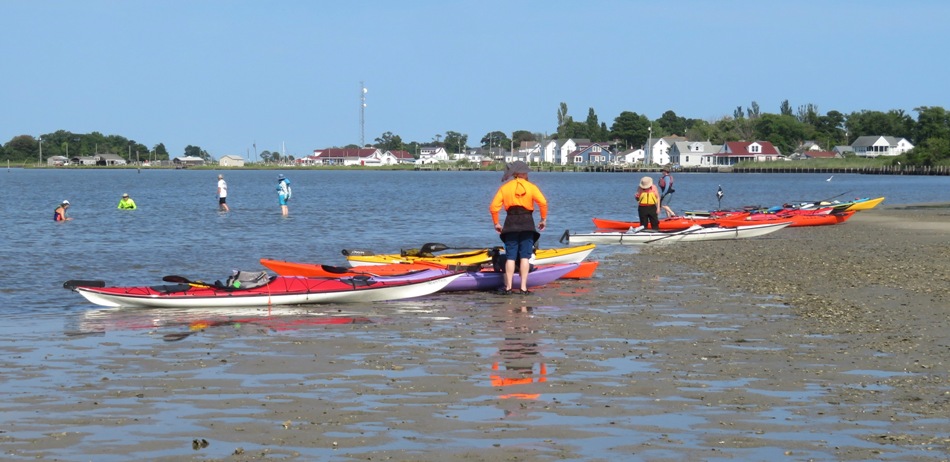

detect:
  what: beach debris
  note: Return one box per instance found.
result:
[191,438,209,450]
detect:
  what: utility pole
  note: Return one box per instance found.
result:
[360,82,368,147]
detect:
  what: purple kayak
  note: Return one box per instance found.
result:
[373,263,579,292]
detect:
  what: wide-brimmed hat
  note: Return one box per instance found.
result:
[62,200,70,205]
[218,174,223,179]
[122,193,129,197]
[501,161,530,182]
[661,168,670,173]
[639,176,654,189]
[277,174,285,180]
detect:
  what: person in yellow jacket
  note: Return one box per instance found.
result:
[489,161,548,295]
[117,193,137,210]
[635,176,660,229]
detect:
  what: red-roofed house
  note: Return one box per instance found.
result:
[703,141,783,166]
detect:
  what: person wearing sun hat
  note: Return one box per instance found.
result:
[54,200,72,221]
[117,193,137,210]
[489,161,548,295]
[276,174,292,216]
[635,175,660,230]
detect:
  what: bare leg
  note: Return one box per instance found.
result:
[662,205,674,218]
[518,258,531,292]
[281,205,288,216]
[504,259,516,291]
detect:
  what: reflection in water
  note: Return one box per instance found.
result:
[66,306,373,340]
[490,305,548,417]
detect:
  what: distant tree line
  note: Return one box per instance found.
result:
[362,102,949,167]
[4,102,948,166]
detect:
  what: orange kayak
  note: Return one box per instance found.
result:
[717,211,854,227]
[593,212,750,231]
[261,259,442,278]
[261,258,599,280]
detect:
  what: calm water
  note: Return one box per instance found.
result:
[2,168,948,460]
[2,168,948,318]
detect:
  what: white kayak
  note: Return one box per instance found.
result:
[66,272,464,308]
[561,222,792,245]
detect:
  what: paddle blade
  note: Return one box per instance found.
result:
[342,248,374,256]
[63,280,106,290]
[162,275,191,284]
[419,243,449,254]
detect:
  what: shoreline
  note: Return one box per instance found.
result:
[1,204,949,460]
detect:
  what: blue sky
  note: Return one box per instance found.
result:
[3,0,947,159]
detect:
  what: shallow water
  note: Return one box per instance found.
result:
[2,169,948,460]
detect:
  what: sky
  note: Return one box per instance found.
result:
[2,0,948,159]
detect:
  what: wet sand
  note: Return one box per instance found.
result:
[2,204,949,461]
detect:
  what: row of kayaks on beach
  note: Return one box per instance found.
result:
[64,196,883,309]
[565,196,884,245]
[64,243,598,308]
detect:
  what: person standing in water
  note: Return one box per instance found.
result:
[54,200,72,221]
[276,174,292,216]
[117,193,137,210]
[489,161,548,295]
[217,174,229,212]
[658,168,676,218]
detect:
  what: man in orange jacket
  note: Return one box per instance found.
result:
[489,161,548,295]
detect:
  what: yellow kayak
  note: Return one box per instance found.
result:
[842,196,885,212]
[344,243,596,268]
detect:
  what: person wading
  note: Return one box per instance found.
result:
[489,161,548,295]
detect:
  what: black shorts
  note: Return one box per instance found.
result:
[219,197,227,204]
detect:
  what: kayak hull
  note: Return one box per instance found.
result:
[71,273,462,308]
[718,211,854,227]
[593,213,750,231]
[345,243,596,267]
[565,222,791,245]
[260,258,580,291]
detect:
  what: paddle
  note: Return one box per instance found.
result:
[643,225,703,244]
[790,191,853,207]
[419,243,485,254]
[162,275,213,287]
[341,248,374,256]
[63,279,106,290]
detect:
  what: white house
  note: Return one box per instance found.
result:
[646,136,686,166]
[218,155,245,167]
[669,141,721,167]
[850,136,914,157]
[418,146,450,164]
[616,148,645,164]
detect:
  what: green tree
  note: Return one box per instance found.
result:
[585,108,608,141]
[184,145,211,161]
[913,106,950,144]
[779,99,793,116]
[511,130,536,148]
[443,131,468,154]
[557,102,571,130]
[812,110,847,148]
[609,111,651,149]
[153,143,169,161]
[845,110,915,143]
[481,131,510,151]
[754,114,807,155]
[2,135,38,162]
[656,110,688,137]
[899,137,950,166]
[374,131,405,152]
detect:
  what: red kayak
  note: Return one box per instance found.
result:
[593,212,750,231]
[716,211,854,228]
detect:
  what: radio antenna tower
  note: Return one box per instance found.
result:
[360,81,368,147]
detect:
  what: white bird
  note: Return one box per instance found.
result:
[826,175,833,182]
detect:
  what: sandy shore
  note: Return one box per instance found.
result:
[2,204,949,461]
